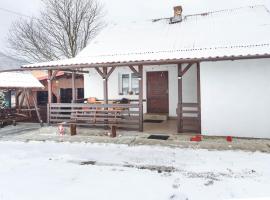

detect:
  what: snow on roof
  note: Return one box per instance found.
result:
[0,72,44,89]
[23,5,270,68]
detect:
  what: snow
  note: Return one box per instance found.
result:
[0,72,44,88]
[23,5,270,68]
[0,141,270,200]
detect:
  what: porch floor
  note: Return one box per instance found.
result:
[1,123,270,152]
[144,119,178,135]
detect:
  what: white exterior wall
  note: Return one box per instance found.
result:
[84,64,197,117]
[201,58,270,138]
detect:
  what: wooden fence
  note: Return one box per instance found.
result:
[182,103,201,133]
[48,103,140,130]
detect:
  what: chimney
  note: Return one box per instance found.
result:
[170,6,183,24]
[174,6,183,17]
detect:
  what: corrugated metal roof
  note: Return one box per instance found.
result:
[23,5,270,68]
[0,72,44,88]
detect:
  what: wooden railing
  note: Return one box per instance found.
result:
[48,103,140,130]
[181,103,201,133]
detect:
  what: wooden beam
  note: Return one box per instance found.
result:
[138,65,143,132]
[106,67,116,79]
[72,71,76,103]
[197,62,201,133]
[50,70,59,81]
[129,66,139,75]
[24,89,32,117]
[181,63,194,77]
[177,63,183,133]
[95,67,105,78]
[47,70,52,125]
[16,90,22,108]
[103,67,108,104]
[29,90,43,126]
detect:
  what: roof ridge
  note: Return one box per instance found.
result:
[183,4,269,20]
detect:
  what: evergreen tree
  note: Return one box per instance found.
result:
[0,92,7,109]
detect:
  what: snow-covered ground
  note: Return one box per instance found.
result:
[0,141,269,200]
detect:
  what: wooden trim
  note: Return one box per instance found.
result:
[177,63,183,133]
[14,54,270,72]
[138,65,143,132]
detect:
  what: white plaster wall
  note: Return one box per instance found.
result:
[84,64,197,117]
[201,58,270,138]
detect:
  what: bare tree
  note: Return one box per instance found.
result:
[7,0,105,62]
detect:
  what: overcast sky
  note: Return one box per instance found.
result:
[0,0,269,54]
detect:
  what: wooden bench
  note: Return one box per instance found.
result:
[58,109,124,137]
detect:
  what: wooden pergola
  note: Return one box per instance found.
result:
[0,72,44,127]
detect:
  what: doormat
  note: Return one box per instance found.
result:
[144,120,163,123]
[148,135,169,140]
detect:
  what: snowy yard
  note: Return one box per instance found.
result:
[0,141,270,200]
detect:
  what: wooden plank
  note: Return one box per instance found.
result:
[50,103,140,108]
[182,103,199,107]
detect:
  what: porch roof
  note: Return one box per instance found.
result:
[22,5,270,69]
[0,72,44,89]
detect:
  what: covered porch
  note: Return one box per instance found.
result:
[42,62,201,134]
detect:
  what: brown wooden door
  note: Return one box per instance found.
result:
[147,71,169,113]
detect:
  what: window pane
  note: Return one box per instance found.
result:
[122,74,129,95]
[131,73,139,95]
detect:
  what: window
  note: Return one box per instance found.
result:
[37,91,57,105]
[122,74,130,95]
[131,73,139,95]
[119,73,139,95]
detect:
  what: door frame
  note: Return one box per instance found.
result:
[146,71,169,114]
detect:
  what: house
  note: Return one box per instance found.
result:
[15,5,270,138]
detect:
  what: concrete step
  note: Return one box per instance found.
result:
[144,113,168,121]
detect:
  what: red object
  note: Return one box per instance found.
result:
[190,135,202,142]
[226,136,233,142]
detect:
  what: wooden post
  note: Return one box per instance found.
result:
[103,67,108,104]
[138,65,143,132]
[47,70,52,125]
[197,62,201,133]
[177,64,183,133]
[72,71,76,103]
[29,90,43,126]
